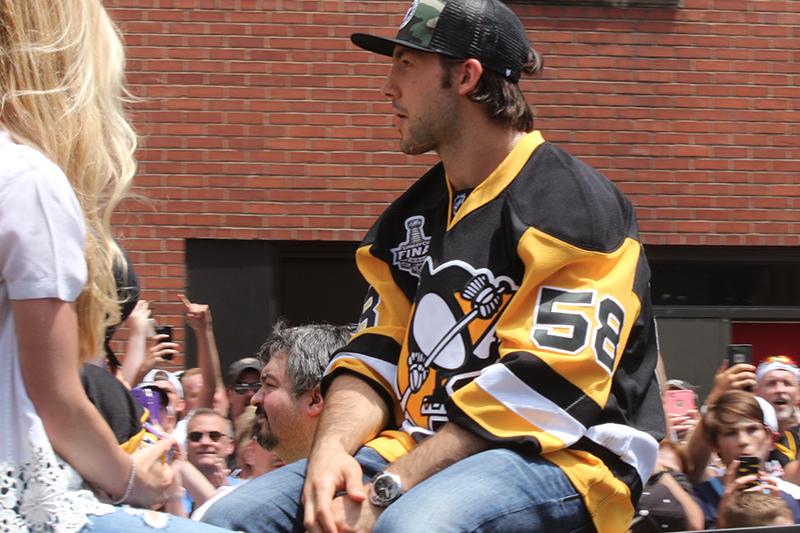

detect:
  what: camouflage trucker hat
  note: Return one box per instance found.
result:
[351,0,532,83]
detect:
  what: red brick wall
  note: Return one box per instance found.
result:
[106,0,800,346]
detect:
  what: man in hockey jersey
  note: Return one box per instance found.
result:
[202,0,664,531]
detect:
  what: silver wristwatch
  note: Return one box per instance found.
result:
[368,471,404,507]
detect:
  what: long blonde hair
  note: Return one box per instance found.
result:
[0,0,137,362]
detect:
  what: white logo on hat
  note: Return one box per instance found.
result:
[400,0,419,30]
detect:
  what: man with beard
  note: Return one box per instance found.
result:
[755,355,800,467]
[250,321,354,463]
[200,322,351,523]
[203,1,664,532]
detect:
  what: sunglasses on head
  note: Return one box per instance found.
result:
[234,382,261,394]
[188,430,225,443]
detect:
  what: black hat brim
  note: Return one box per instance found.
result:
[351,33,438,58]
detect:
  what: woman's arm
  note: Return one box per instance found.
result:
[14,297,172,507]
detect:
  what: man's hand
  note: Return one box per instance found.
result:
[126,300,152,336]
[302,444,366,533]
[180,294,212,332]
[146,335,179,366]
[706,361,756,407]
[208,456,231,488]
[717,459,779,528]
[329,491,382,533]
[668,408,700,443]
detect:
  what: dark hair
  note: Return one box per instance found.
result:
[439,47,542,132]
[257,320,354,397]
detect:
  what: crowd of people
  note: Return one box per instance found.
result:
[631,355,800,530]
[2,0,795,532]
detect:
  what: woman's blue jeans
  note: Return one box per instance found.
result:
[201,446,595,533]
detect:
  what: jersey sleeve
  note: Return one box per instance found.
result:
[447,225,658,459]
[0,141,87,302]
[323,242,412,423]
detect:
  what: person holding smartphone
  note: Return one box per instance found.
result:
[684,354,758,484]
[692,390,800,528]
[664,380,700,444]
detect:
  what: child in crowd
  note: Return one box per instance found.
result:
[693,390,800,528]
[721,490,794,528]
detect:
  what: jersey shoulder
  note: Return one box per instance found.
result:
[362,163,448,246]
[508,142,636,253]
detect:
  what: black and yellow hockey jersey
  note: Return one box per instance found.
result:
[324,131,665,532]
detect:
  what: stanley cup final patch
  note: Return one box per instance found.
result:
[391,215,431,278]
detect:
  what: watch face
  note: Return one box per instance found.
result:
[374,476,399,500]
[370,473,402,506]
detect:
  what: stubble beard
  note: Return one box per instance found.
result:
[256,426,278,450]
[254,406,279,451]
[397,90,456,156]
[399,120,437,155]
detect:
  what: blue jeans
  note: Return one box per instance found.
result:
[201,446,595,533]
[81,507,230,532]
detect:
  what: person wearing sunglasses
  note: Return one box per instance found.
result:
[184,408,237,514]
[225,357,264,422]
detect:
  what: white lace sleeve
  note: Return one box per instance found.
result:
[1,445,114,532]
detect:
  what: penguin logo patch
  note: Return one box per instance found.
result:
[397,260,519,431]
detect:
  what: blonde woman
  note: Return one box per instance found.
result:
[0,2,227,531]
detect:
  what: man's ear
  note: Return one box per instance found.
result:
[306,386,324,417]
[456,58,483,96]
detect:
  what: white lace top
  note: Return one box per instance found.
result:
[0,131,113,532]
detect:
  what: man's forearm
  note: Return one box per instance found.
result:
[384,422,490,490]
[310,373,390,455]
[196,327,221,408]
[684,418,711,484]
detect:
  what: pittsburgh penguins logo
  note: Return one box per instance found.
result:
[399,259,518,431]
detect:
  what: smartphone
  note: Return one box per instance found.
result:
[131,387,162,424]
[155,325,173,360]
[736,455,761,488]
[665,389,696,417]
[728,344,753,367]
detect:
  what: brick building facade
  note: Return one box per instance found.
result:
[106,0,800,394]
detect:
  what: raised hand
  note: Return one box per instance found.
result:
[179,294,212,332]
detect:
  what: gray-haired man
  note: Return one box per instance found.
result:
[251,321,354,464]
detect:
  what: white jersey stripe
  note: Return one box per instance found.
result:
[476,365,659,484]
[585,424,659,484]
[326,352,399,397]
[474,364,587,447]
